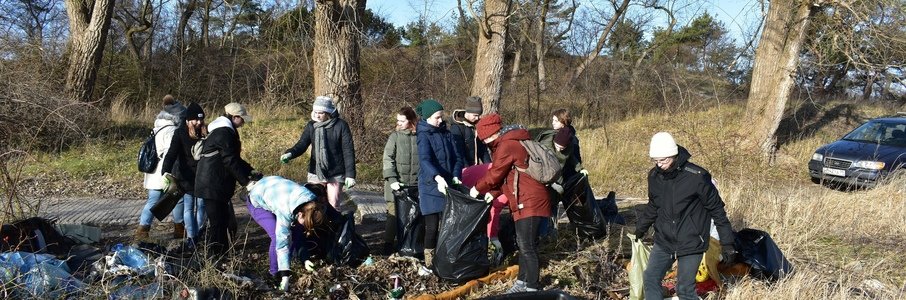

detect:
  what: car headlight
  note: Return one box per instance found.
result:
[811,153,824,161]
[853,161,886,170]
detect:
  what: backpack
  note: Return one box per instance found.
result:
[515,140,562,185]
[137,125,172,173]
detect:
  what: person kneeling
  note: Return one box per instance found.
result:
[245,175,327,291]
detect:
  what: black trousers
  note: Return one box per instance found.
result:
[204,198,236,256]
[515,216,544,289]
[423,213,439,249]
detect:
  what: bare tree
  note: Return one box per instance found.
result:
[569,0,629,84]
[313,0,365,136]
[113,0,152,68]
[743,0,815,156]
[64,0,115,102]
[468,0,513,113]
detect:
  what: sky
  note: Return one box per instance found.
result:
[366,0,765,46]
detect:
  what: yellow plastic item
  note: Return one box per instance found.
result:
[628,233,650,300]
[696,237,723,285]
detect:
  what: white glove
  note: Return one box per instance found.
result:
[279,276,291,291]
[550,183,564,194]
[579,169,589,176]
[435,176,448,194]
[469,187,480,198]
[344,178,356,189]
[484,193,494,203]
[280,153,292,164]
[452,177,462,185]
[245,181,257,192]
[304,260,316,272]
[390,182,402,191]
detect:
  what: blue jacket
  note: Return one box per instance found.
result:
[416,120,464,215]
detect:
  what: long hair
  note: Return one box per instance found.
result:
[296,201,326,237]
[552,108,572,126]
[398,106,417,131]
[187,120,207,140]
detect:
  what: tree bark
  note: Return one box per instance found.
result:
[470,0,512,114]
[64,0,116,102]
[569,0,629,84]
[743,0,814,156]
[176,0,197,52]
[314,0,366,138]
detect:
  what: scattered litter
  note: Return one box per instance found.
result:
[0,251,85,298]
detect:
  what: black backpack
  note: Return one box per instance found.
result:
[137,125,172,173]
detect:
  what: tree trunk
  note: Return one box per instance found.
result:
[569,0,629,84]
[202,0,212,47]
[743,0,814,156]
[470,0,512,114]
[176,0,197,52]
[535,0,549,92]
[862,71,875,101]
[64,0,116,102]
[314,0,366,138]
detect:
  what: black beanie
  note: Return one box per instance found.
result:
[185,102,205,121]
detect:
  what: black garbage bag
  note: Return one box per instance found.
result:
[561,174,607,239]
[393,186,424,257]
[434,186,491,283]
[595,191,625,225]
[496,212,519,257]
[734,228,793,281]
[480,290,578,300]
[325,212,371,268]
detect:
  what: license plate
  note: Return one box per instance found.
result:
[822,167,845,177]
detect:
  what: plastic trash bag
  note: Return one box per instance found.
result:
[109,283,162,300]
[105,244,154,276]
[628,234,649,300]
[596,191,625,225]
[434,186,491,283]
[326,213,371,268]
[393,186,424,258]
[561,174,607,239]
[697,238,723,286]
[734,228,793,281]
[0,251,84,298]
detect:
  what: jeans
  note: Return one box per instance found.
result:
[182,194,206,239]
[140,189,184,226]
[515,216,544,289]
[643,244,703,300]
[247,199,307,275]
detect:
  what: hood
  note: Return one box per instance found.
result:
[208,115,235,132]
[817,140,906,170]
[156,107,183,125]
[488,125,530,148]
[153,117,177,130]
[450,109,473,126]
[657,145,692,176]
[417,120,448,133]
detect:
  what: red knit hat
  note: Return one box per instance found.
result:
[553,127,574,147]
[476,113,502,140]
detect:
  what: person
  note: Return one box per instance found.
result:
[535,127,585,237]
[550,109,587,180]
[634,132,736,300]
[160,102,208,248]
[469,113,550,293]
[244,176,324,292]
[381,107,420,254]
[280,96,357,211]
[137,95,186,240]
[195,102,259,256]
[415,98,464,273]
[449,96,490,167]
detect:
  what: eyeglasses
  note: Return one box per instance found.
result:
[650,157,673,164]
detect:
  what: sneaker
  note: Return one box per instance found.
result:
[506,280,538,293]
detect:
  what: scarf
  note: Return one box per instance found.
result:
[312,116,338,180]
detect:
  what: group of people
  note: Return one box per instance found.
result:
[139,94,737,298]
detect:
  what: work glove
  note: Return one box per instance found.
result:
[469,187,480,198]
[579,169,589,176]
[246,181,257,192]
[280,153,292,164]
[435,176,448,195]
[344,178,356,189]
[632,231,645,242]
[452,177,462,185]
[484,193,494,203]
[550,183,564,194]
[304,260,316,272]
[721,246,738,264]
[161,173,175,192]
[390,182,403,191]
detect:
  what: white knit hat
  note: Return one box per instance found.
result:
[312,96,336,114]
[649,132,678,158]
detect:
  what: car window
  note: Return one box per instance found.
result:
[843,120,906,147]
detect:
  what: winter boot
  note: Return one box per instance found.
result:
[135,225,151,241]
[173,223,186,239]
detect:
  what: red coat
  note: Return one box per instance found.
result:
[475,128,551,221]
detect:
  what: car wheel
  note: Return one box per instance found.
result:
[810,177,821,184]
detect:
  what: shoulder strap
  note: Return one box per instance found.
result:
[152,124,174,137]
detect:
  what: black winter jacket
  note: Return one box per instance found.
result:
[449,110,490,167]
[161,125,201,194]
[194,116,255,200]
[284,118,357,179]
[636,146,735,256]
